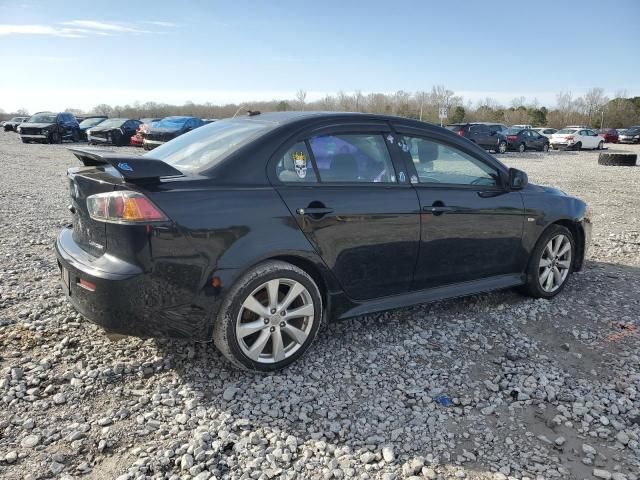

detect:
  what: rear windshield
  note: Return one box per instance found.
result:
[556,128,578,134]
[145,119,272,173]
[28,113,56,123]
[506,128,522,135]
[79,117,106,128]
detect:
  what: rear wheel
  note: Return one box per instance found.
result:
[214,260,323,371]
[518,143,526,153]
[573,142,582,151]
[521,225,574,299]
[542,143,550,152]
[497,141,507,154]
[597,141,604,150]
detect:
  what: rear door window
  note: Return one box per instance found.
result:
[308,134,396,183]
[276,141,318,183]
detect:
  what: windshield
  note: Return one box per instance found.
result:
[95,118,126,128]
[154,117,190,129]
[145,120,272,173]
[28,113,56,123]
[79,117,106,128]
[625,128,640,134]
[556,128,578,134]
[10,117,22,122]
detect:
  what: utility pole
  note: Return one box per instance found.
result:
[600,110,604,130]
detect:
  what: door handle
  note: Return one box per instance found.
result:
[296,207,334,216]
[423,205,454,215]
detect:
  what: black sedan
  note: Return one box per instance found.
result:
[3,116,29,132]
[142,116,204,150]
[505,128,550,152]
[56,112,591,371]
[87,118,142,146]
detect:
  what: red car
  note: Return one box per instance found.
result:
[597,128,619,143]
[129,118,160,146]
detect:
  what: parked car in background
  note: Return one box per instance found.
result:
[3,116,29,132]
[532,127,557,139]
[87,118,142,146]
[143,116,204,150]
[19,112,80,144]
[550,128,604,150]
[130,118,160,147]
[596,128,619,143]
[618,126,640,144]
[78,116,108,140]
[505,128,550,152]
[512,124,532,130]
[445,122,508,153]
[202,118,217,125]
[56,112,591,371]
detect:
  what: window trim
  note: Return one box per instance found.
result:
[267,123,411,188]
[391,129,508,191]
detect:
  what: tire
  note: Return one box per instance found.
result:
[573,142,581,151]
[111,131,122,146]
[21,138,28,143]
[597,141,604,150]
[72,130,80,143]
[518,143,526,153]
[521,225,575,299]
[496,141,507,154]
[542,143,549,152]
[213,260,323,371]
[51,131,61,144]
[598,153,637,166]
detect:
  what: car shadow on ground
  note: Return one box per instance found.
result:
[147,259,639,478]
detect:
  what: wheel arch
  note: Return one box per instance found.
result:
[548,219,585,271]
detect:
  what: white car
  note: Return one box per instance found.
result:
[532,127,558,139]
[512,124,533,130]
[550,127,604,150]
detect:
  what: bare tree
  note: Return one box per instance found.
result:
[583,87,608,125]
[295,89,307,111]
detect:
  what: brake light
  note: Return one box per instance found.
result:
[87,191,168,223]
[507,135,518,141]
[566,136,574,141]
[457,129,464,136]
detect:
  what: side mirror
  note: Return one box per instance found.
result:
[509,168,528,190]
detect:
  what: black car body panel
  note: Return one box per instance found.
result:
[20,112,80,143]
[55,112,591,341]
[78,116,108,140]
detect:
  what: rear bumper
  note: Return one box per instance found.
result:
[55,227,214,340]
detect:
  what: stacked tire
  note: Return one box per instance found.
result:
[598,153,637,166]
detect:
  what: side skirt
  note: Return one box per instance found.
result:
[335,274,525,320]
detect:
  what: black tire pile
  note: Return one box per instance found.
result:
[598,152,637,166]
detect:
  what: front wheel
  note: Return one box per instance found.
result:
[518,143,526,153]
[597,141,604,150]
[214,260,323,371]
[542,143,550,152]
[521,225,575,299]
[496,141,507,154]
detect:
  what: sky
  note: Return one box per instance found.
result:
[0,0,638,113]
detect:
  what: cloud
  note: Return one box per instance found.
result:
[0,19,173,38]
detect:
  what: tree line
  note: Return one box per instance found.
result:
[2,87,639,128]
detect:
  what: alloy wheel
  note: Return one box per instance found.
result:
[538,234,572,293]
[519,143,525,153]
[236,278,314,364]
[543,143,549,152]
[498,142,507,154]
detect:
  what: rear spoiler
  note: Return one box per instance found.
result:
[68,148,183,181]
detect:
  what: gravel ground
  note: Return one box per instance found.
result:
[0,131,639,480]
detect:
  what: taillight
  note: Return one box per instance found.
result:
[507,135,518,141]
[87,191,168,223]
[566,136,574,141]
[457,129,464,136]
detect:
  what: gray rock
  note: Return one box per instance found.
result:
[20,434,41,448]
[593,469,612,480]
